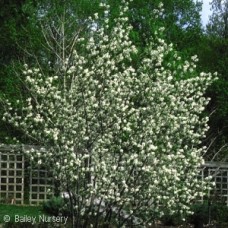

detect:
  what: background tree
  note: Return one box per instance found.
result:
[2,2,215,226]
[207,0,228,38]
[0,0,28,142]
[197,0,228,161]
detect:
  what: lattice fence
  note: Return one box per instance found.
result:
[0,145,53,205]
[29,166,54,205]
[201,162,228,205]
[0,147,24,204]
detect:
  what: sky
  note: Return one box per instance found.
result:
[201,0,212,26]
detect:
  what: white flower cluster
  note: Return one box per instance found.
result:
[2,1,216,226]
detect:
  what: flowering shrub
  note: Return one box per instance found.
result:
[2,0,216,226]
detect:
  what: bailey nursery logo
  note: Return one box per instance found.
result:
[3,214,68,225]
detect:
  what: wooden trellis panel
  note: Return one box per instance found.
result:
[29,166,54,205]
[0,151,24,204]
[201,162,228,205]
[209,168,228,204]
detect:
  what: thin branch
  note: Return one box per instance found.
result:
[211,143,228,161]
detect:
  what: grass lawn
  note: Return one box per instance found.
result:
[0,204,45,224]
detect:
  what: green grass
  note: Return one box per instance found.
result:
[0,204,45,223]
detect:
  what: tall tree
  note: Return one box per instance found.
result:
[2,2,215,226]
